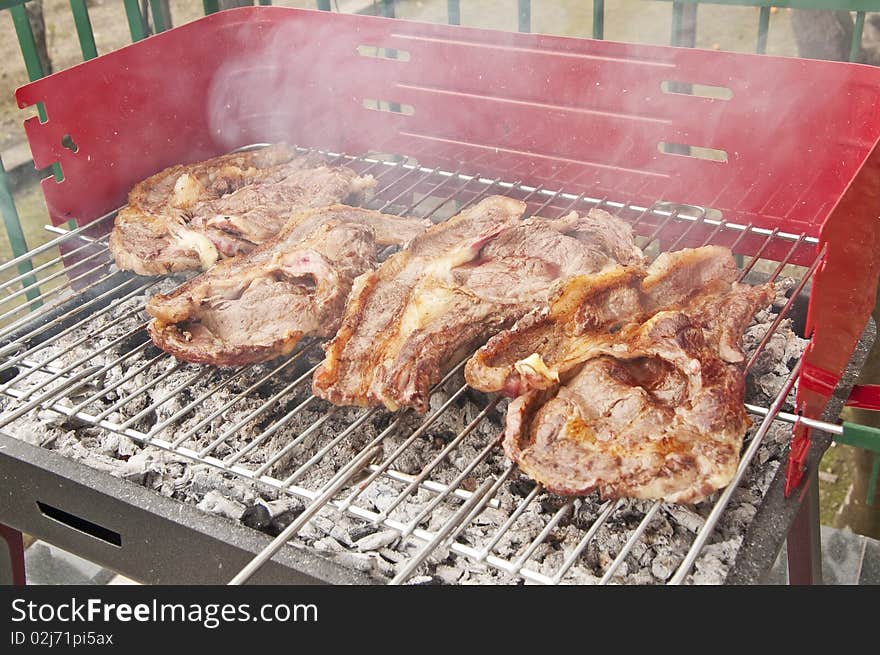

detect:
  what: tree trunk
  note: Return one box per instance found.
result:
[136,0,173,36]
[25,0,52,77]
[790,9,854,62]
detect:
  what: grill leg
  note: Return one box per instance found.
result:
[786,469,823,584]
[0,523,26,585]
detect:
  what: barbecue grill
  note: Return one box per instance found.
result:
[1,6,879,586]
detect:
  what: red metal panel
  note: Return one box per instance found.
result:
[16,7,880,234]
[14,7,880,494]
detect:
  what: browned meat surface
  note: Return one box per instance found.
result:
[109,145,375,275]
[641,245,738,311]
[465,246,735,395]
[146,206,428,366]
[312,197,644,413]
[502,281,774,503]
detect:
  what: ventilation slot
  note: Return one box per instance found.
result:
[661,81,733,100]
[356,45,411,61]
[363,99,415,115]
[658,142,728,162]
[61,134,78,153]
[37,501,122,547]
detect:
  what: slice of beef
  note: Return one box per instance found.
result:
[312,198,644,413]
[109,145,375,276]
[502,281,774,504]
[465,245,735,395]
[127,144,303,215]
[146,206,428,366]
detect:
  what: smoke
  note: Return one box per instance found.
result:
[204,4,859,228]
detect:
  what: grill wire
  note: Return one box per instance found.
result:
[0,145,823,585]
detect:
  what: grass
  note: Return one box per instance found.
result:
[819,443,853,527]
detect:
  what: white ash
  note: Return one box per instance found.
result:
[1,276,808,585]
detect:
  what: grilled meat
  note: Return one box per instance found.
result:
[503,281,774,503]
[312,197,644,413]
[109,145,375,275]
[465,246,736,395]
[146,206,429,366]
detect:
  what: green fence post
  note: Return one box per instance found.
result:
[203,0,220,13]
[851,10,866,62]
[69,0,99,60]
[518,0,531,32]
[380,0,395,18]
[9,3,47,81]
[756,5,770,54]
[448,0,461,24]
[839,421,880,503]
[124,0,148,41]
[671,1,683,45]
[148,0,169,33]
[315,0,331,9]
[0,157,40,305]
[8,1,55,234]
[593,0,605,39]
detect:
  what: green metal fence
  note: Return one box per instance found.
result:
[0,0,878,264]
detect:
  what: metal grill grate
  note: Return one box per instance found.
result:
[0,145,822,585]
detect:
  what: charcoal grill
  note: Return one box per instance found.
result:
[1,7,880,585]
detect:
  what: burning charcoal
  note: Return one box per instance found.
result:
[642,515,674,547]
[196,489,246,521]
[348,524,379,542]
[36,409,66,429]
[117,450,164,483]
[329,525,356,548]
[404,575,440,586]
[378,548,406,564]
[371,412,395,432]
[772,278,796,309]
[663,505,705,534]
[625,569,656,585]
[434,564,464,585]
[651,553,682,581]
[539,549,565,573]
[691,553,726,585]
[306,514,336,537]
[241,497,304,532]
[18,422,63,448]
[471,507,507,527]
[759,463,781,494]
[361,482,400,514]
[629,541,649,565]
[539,495,569,514]
[356,529,400,552]
[432,429,456,447]
[98,432,138,458]
[509,476,537,498]
[561,568,602,585]
[331,551,394,577]
[606,560,629,580]
[313,536,346,554]
[460,477,478,492]
[719,505,757,539]
[751,332,786,374]
[428,390,451,413]
[6,229,813,585]
[732,487,761,506]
